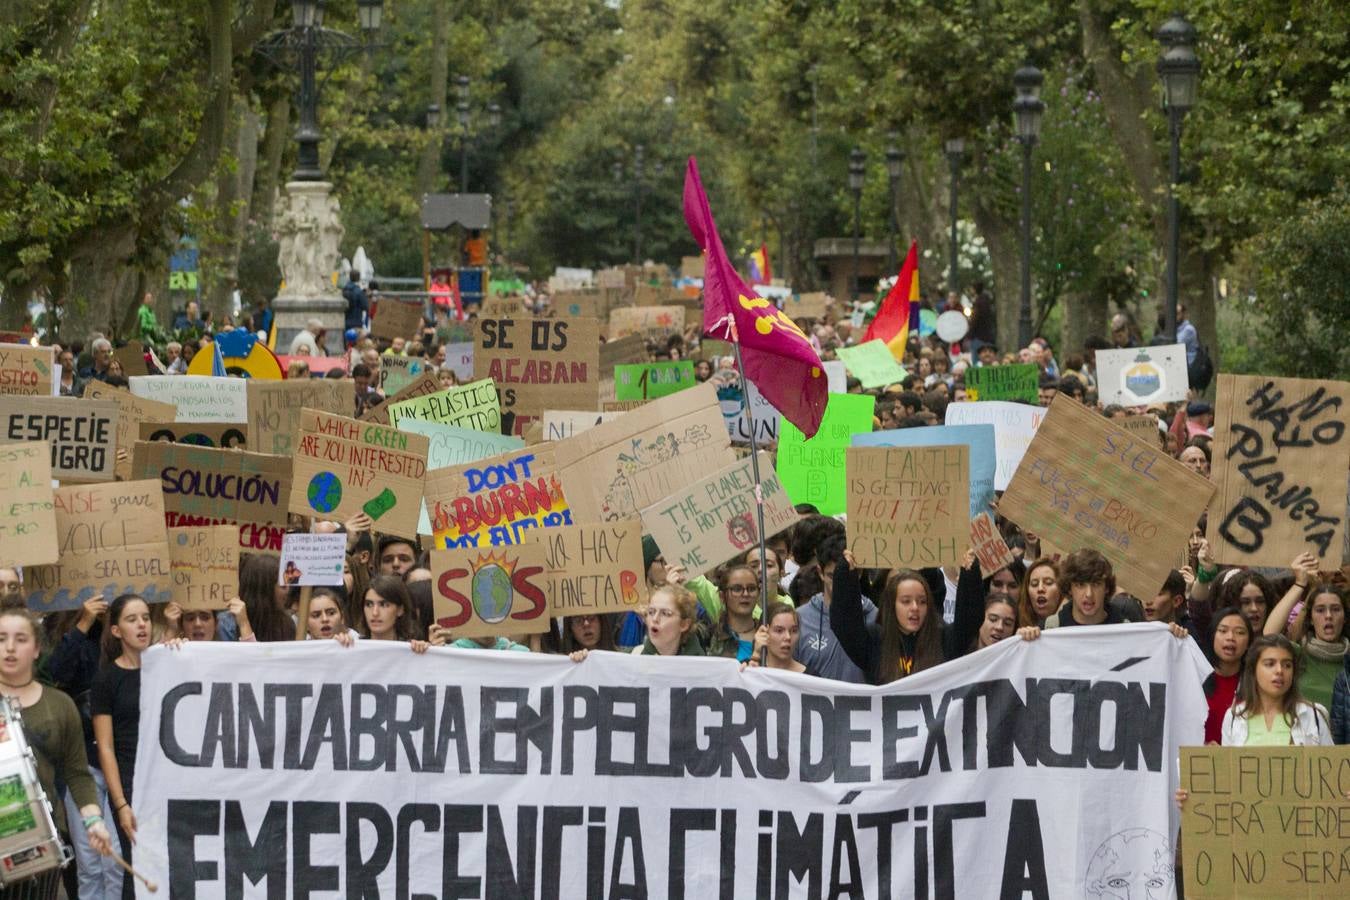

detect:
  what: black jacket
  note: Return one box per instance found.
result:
[830,559,983,684]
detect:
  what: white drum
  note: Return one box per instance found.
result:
[0,698,68,889]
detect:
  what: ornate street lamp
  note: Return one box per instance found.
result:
[848,146,865,300]
[1157,14,1200,342]
[944,137,965,300]
[1013,63,1045,348]
[885,137,905,275]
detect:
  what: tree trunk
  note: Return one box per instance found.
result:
[972,198,1020,355]
[254,94,290,226]
[1078,0,1219,366]
[415,0,452,198]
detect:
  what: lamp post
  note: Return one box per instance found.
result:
[1013,63,1045,348]
[451,75,501,193]
[944,138,965,302]
[1157,14,1200,343]
[885,137,905,275]
[257,0,383,181]
[848,146,865,300]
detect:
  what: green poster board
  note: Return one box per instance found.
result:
[776,393,876,515]
[965,363,1039,402]
[615,360,697,401]
[836,340,908,389]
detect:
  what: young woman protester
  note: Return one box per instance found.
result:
[745,602,805,673]
[706,564,764,662]
[829,549,983,684]
[305,590,358,645]
[559,614,619,655]
[1017,558,1062,627]
[1202,607,1252,745]
[1262,553,1347,711]
[631,585,704,657]
[1,608,114,899]
[1212,568,1277,637]
[91,594,165,900]
[361,575,434,653]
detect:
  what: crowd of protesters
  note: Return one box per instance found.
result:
[2,277,1346,900]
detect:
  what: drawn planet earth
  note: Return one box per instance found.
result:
[307,472,343,513]
[472,564,513,624]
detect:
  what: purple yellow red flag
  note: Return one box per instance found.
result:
[865,240,920,362]
[749,243,772,284]
[683,158,827,438]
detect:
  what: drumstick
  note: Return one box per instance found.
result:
[108,850,158,893]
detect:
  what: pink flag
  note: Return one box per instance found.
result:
[683,158,827,438]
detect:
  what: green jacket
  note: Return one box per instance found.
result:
[639,632,705,656]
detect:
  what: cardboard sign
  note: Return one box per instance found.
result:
[444,343,474,381]
[1208,374,1350,568]
[474,318,601,432]
[537,520,646,617]
[84,382,178,480]
[0,442,58,567]
[854,424,996,519]
[168,525,238,610]
[601,400,648,413]
[131,442,289,555]
[964,363,1039,403]
[23,480,172,611]
[246,379,348,457]
[386,378,500,432]
[1118,414,1164,447]
[370,298,424,341]
[0,343,54,397]
[1181,746,1350,899]
[599,333,648,374]
[837,340,908,389]
[129,375,248,423]
[999,394,1215,600]
[396,419,526,534]
[784,292,829,320]
[554,382,737,522]
[553,290,606,321]
[1095,345,1189,406]
[359,371,441,426]
[640,451,799,575]
[608,306,684,340]
[137,421,248,449]
[970,513,1015,576]
[424,445,571,548]
[717,377,781,445]
[679,256,705,279]
[541,410,621,442]
[429,542,550,638]
[378,355,428,396]
[846,445,969,568]
[614,361,696,401]
[290,410,429,538]
[113,340,149,377]
[776,393,876,516]
[1,397,117,483]
[278,533,346,587]
[944,401,1045,491]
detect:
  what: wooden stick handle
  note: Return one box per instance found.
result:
[109,850,158,893]
[294,585,312,641]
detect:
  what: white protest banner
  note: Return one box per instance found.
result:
[0,442,58,567]
[130,375,249,423]
[279,533,347,587]
[132,626,1207,898]
[944,400,1045,491]
[167,525,238,610]
[1095,345,1189,407]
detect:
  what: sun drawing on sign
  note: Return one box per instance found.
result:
[470,550,518,625]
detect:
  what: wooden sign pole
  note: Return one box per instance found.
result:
[294,586,312,641]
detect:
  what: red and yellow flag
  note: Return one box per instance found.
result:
[683,158,827,438]
[865,240,920,362]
